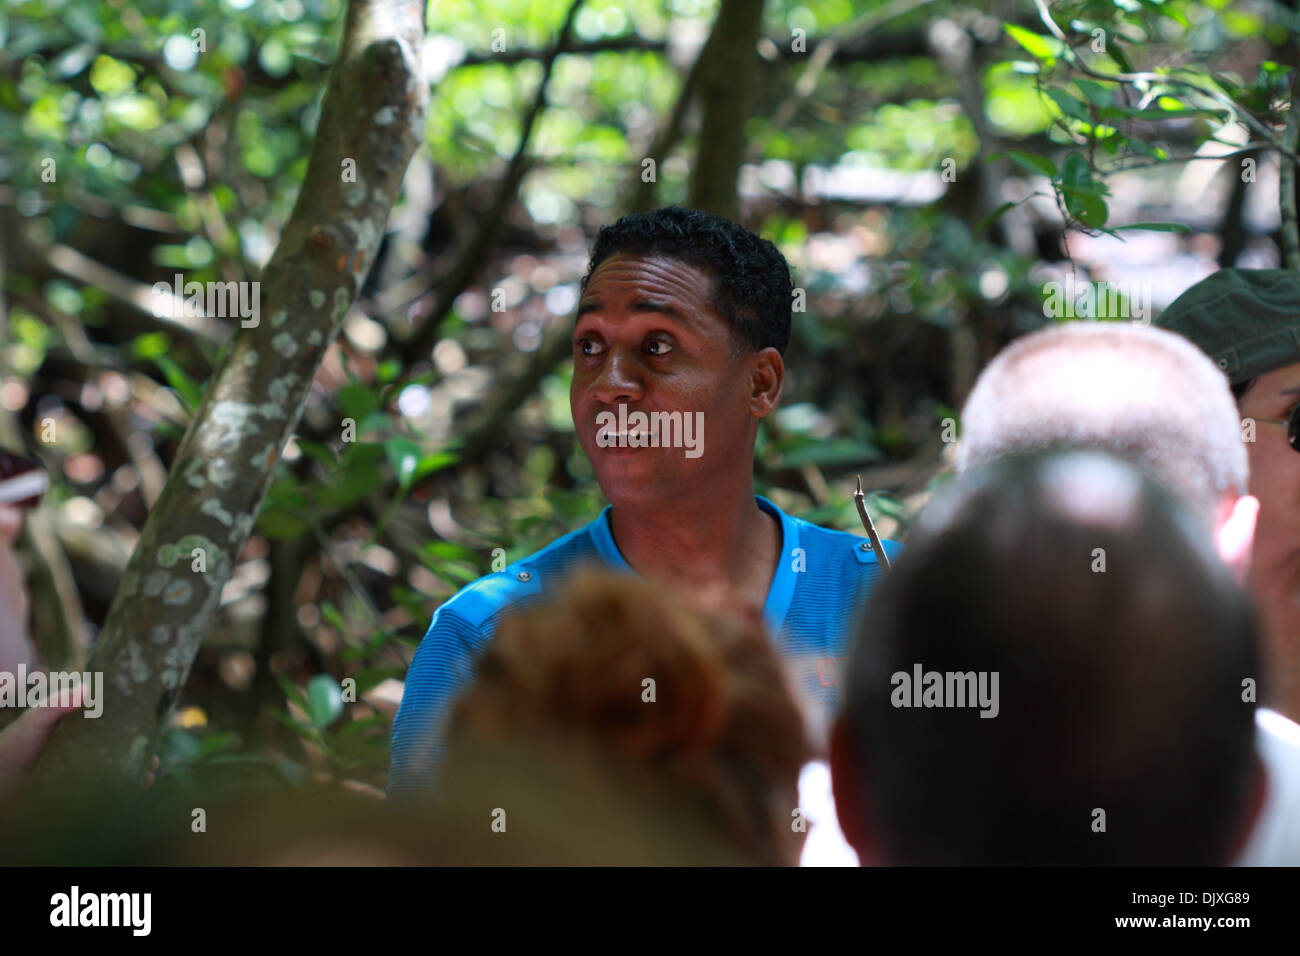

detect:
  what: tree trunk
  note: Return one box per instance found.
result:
[35,0,428,789]
[688,0,764,221]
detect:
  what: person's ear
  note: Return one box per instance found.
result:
[748,347,783,419]
[829,716,877,864]
[1216,494,1259,578]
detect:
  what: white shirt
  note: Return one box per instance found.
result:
[799,707,1300,867]
[1235,707,1300,865]
[797,760,859,866]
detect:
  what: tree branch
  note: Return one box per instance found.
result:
[1281,74,1300,272]
[35,0,429,790]
[624,41,705,214]
[451,25,940,69]
[1033,0,1299,162]
[764,0,938,138]
[44,244,231,348]
[689,0,765,220]
[398,0,586,362]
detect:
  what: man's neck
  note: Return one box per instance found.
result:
[606,486,782,611]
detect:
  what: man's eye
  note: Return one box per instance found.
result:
[576,338,604,356]
[647,339,672,356]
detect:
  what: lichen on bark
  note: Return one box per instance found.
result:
[34,0,430,791]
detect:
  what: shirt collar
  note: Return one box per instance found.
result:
[591,495,798,638]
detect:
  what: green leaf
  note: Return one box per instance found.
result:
[1064,189,1108,227]
[150,355,203,411]
[276,674,309,713]
[339,381,380,421]
[339,631,392,662]
[390,585,434,622]
[341,441,386,466]
[318,444,383,508]
[294,439,336,467]
[414,450,458,480]
[131,331,171,359]
[257,509,309,540]
[1046,88,1091,122]
[1061,152,1092,189]
[1074,79,1114,106]
[358,410,390,435]
[1114,222,1191,233]
[417,555,482,589]
[1108,41,1134,73]
[423,540,481,562]
[1158,3,1191,27]
[1001,150,1056,178]
[197,732,240,759]
[89,54,136,95]
[305,674,344,731]
[385,437,421,489]
[272,709,319,742]
[332,714,388,737]
[157,728,202,767]
[1097,105,1224,121]
[975,200,1020,235]
[1120,136,1166,159]
[1004,24,1063,62]
[320,601,348,634]
[351,666,403,696]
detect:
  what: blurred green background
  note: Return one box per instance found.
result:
[0,0,1294,794]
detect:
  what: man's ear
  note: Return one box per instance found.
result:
[748,347,783,419]
[829,716,876,864]
[1216,494,1259,579]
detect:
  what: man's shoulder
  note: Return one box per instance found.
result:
[433,516,606,631]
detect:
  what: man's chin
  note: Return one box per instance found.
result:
[592,457,689,505]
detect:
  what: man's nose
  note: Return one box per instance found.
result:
[590,350,644,406]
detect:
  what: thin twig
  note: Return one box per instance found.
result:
[765,0,937,138]
[1281,73,1300,272]
[854,475,892,570]
[1092,143,1271,174]
[624,39,706,213]
[304,507,388,642]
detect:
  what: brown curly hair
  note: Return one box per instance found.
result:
[440,569,811,865]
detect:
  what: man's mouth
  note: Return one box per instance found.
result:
[595,431,649,451]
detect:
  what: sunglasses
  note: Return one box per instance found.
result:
[1255,401,1300,453]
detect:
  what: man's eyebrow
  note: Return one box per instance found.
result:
[575,298,688,320]
[1280,385,1300,397]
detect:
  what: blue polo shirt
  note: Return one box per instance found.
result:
[389,495,901,795]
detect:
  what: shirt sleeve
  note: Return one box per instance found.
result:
[388,605,485,797]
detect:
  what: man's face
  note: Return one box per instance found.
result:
[569,253,780,509]
[1239,361,1300,648]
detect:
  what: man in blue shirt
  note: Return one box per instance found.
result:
[390,206,900,794]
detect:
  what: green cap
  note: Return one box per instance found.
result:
[1155,268,1300,385]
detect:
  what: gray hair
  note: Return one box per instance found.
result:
[956,322,1248,523]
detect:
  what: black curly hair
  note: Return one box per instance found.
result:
[580,206,793,356]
